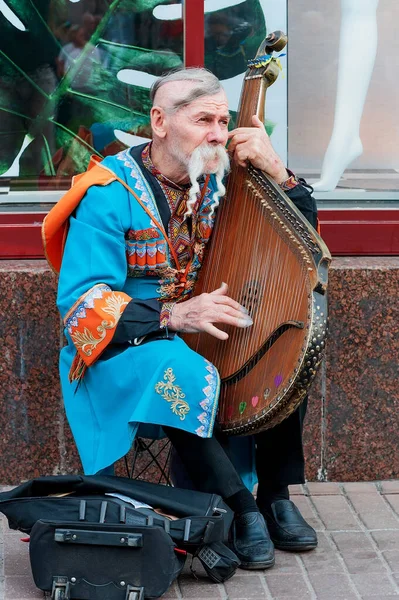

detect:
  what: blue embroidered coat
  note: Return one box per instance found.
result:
[57,148,222,475]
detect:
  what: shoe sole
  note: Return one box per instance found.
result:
[238,557,275,570]
[272,541,318,552]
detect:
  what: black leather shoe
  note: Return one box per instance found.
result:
[230,511,275,570]
[263,500,317,552]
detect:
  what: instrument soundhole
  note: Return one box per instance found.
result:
[239,280,261,317]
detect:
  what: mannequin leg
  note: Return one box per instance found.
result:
[312,0,379,192]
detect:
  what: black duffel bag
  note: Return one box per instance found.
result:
[0,475,239,599]
[0,474,232,543]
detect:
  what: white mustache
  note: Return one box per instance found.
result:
[185,144,230,218]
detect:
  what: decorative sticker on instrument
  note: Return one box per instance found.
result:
[251,396,259,407]
[263,388,270,399]
[227,406,234,420]
[274,374,283,387]
[239,402,247,415]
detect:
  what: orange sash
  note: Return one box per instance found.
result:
[42,156,117,274]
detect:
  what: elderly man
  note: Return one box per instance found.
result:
[46,67,317,570]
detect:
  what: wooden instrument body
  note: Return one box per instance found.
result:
[184,165,330,435]
[184,32,331,435]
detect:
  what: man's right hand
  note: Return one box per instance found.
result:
[169,282,253,340]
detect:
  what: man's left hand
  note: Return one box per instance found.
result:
[227,115,288,184]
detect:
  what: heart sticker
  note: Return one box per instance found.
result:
[274,374,283,387]
[251,396,259,407]
[239,402,247,415]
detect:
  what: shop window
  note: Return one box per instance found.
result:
[1,0,398,256]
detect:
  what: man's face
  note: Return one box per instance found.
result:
[162,88,230,174]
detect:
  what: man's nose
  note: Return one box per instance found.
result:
[207,125,227,145]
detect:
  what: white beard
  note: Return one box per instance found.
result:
[184,144,230,218]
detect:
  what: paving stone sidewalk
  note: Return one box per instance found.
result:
[0,481,398,600]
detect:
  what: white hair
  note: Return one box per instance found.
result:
[150,67,222,112]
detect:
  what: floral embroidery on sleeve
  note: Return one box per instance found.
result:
[65,283,131,379]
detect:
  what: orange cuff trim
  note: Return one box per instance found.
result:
[64,284,131,375]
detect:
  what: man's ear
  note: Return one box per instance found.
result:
[150,106,167,139]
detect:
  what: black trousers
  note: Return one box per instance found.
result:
[163,425,247,498]
[165,396,308,499]
[255,396,307,488]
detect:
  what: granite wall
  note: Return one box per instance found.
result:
[0,258,398,485]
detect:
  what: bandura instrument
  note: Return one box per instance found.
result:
[185,32,331,435]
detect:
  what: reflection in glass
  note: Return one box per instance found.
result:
[203,0,287,161]
[204,0,266,100]
[0,0,183,191]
